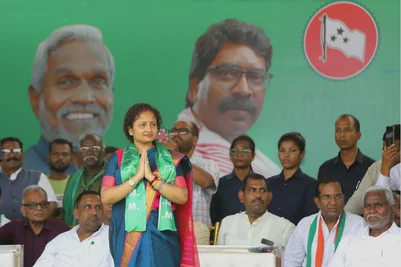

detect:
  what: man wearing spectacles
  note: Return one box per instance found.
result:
[284,177,365,267]
[160,121,220,229]
[178,18,280,177]
[63,133,106,226]
[34,190,113,267]
[0,137,58,220]
[0,185,70,267]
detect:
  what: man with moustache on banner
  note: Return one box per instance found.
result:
[24,24,115,176]
[63,133,106,226]
[178,18,280,176]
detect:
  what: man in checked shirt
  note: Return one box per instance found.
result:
[160,120,220,227]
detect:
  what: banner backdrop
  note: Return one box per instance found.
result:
[0,0,399,177]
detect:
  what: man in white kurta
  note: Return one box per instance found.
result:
[329,186,401,267]
[34,191,113,267]
[217,173,295,247]
[217,210,295,246]
[284,177,366,267]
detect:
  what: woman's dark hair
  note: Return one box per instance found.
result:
[230,135,256,154]
[277,132,306,153]
[123,103,163,142]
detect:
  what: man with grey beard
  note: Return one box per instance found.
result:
[24,25,115,176]
[329,186,401,267]
[62,133,106,226]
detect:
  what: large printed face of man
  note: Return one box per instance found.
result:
[189,42,266,142]
[29,40,114,148]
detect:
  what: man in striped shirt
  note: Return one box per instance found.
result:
[178,18,280,177]
[160,120,220,227]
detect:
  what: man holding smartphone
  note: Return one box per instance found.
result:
[345,124,400,215]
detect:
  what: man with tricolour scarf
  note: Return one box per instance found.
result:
[284,177,366,267]
[63,133,106,226]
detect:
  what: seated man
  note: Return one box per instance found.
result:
[34,190,113,267]
[0,137,57,219]
[0,185,70,267]
[217,173,295,247]
[329,186,401,267]
[345,124,400,215]
[284,177,366,267]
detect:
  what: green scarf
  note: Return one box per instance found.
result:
[121,142,177,232]
[63,163,105,226]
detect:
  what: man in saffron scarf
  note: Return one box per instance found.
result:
[64,133,107,226]
[101,103,199,267]
[284,177,365,267]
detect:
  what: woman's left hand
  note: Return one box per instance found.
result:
[143,148,154,181]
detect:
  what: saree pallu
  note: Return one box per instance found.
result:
[104,148,199,267]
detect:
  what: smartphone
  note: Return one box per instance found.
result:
[155,129,166,140]
[385,126,395,147]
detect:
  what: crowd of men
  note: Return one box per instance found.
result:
[0,20,400,267]
[0,116,400,266]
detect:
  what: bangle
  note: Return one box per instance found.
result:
[150,176,159,186]
[154,180,166,191]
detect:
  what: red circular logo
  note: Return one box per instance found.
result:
[304,2,378,79]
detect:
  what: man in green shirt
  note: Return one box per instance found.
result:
[48,139,73,209]
[63,133,106,226]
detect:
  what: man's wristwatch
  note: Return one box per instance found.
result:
[128,178,136,187]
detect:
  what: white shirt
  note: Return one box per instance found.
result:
[375,163,401,191]
[178,108,281,176]
[284,211,366,267]
[217,211,295,247]
[10,168,57,203]
[34,224,113,267]
[329,223,401,267]
[190,154,220,226]
[0,214,10,226]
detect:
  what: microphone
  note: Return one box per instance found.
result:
[261,238,274,247]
